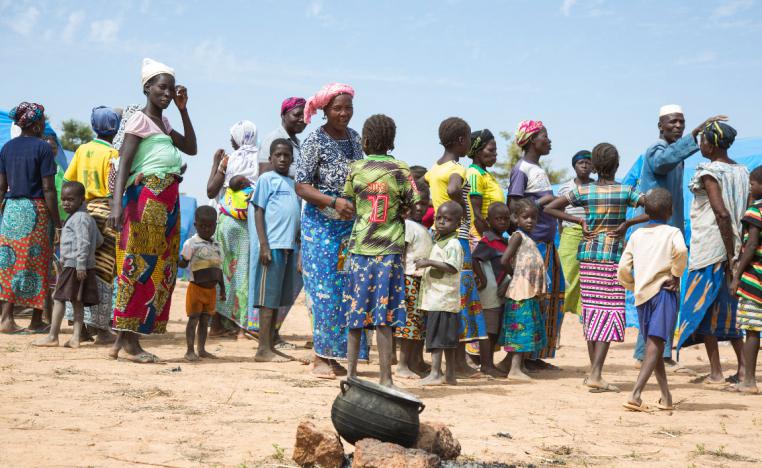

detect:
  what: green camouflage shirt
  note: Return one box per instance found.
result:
[343,154,419,256]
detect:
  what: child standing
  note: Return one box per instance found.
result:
[498,199,547,380]
[179,206,225,362]
[395,184,434,379]
[544,143,646,392]
[33,182,102,348]
[618,188,688,411]
[730,166,762,394]
[250,139,302,362]
[342,115,417,388]
[472,201,512,377]
[417,201,464,385]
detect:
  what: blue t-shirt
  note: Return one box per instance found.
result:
[0,136,57,199]
[251,171,301,249]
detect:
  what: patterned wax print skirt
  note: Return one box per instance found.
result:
[395,275,425,340]
[579,261,626,343]
[344,254,406,329]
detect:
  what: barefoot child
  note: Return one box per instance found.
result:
[618,188,688,410]
[730,166,762,394]
[417,201,464,386]
[250,139,302,362]
[343,114,417,387]
[179,206,225,361]
[33,182,102,348]
[499,199,548,380]
[395,184,434,379]
[472,201,512,377]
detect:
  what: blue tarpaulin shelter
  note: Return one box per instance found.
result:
[178,194,198,279]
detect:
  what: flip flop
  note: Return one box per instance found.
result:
[702,378,726,386]
[725,373,740,384]
[118,352,162,364]
[274,341,297,350]
[723,385,761,395]
[0,328,32,335]
[589,384,621,393]
[656,398,675,411]
[623,401,654,412]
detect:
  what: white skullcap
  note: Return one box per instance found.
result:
[141,58,175,86]
[659,104,683,117]
[10,123,21,138]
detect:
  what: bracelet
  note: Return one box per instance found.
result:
[330,196,337,209]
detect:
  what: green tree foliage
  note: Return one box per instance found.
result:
[493,130,568,188]
[59,119,94,152]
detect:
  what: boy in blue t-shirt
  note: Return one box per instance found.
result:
[251,138,302,363]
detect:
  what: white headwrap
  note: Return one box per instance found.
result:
[659,104,683,117]
[141,58,175,86]
[225,120,259,187]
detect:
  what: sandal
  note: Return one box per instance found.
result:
[656,398,674,411]
[623,400,654,412]
[311,365,337,380]
[119,352,162,364]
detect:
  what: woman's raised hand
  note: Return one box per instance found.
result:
[174,85,189,111]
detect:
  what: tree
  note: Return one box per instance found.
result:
[59,119,94,152]
[493,130,568,188]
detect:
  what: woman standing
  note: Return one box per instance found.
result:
[556,150,593,316]
[295,82,369,379]
[506,120,563,369]
[206,120,258,337]
[61,106,121,344]
[677,122,747,384]
[466,129,505,249]
[425,117,489,377]
[0,102,61,333]
[107,58,197,362]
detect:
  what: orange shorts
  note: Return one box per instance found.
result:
[185,282,217,316]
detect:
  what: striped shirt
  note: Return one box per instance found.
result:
[566,183,642,263]
[738,200,762,304]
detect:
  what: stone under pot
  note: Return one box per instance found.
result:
[331,377,425,447]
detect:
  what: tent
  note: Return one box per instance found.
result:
[178,194,198,280]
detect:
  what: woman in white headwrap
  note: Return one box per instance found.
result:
[206,120,259,337]
[106,58,197,363]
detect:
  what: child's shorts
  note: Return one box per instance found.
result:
[186,282,217,316]
[53,267,99,306]
[738,298,762,332]
[483,306,504,335]
[636,289,677,342]
[425,310,459,351]
[251,249,300,309]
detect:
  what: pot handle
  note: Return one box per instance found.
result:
[340,380,349,395]
[418,402,426,414]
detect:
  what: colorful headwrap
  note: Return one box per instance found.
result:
[281,97,306,116]
[514,120,544,148]
[91,106,120,136]
[571,150,591,165]
[304,82,355,124]
[9,102,45,129]
[702,121,737,150]
[467,129,495,158]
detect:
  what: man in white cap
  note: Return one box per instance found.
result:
[632,105,727,368]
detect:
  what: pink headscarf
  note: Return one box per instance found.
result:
[514,120,544,148]
[303,82,355,124]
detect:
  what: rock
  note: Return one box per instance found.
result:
[293,420,345,468]
[353,438,440,468]
[414,422,461,460]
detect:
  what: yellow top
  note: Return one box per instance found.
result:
[63,139,118,200]
[466,164,505,238]
[425,160,467,212]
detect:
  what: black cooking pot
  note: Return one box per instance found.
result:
[331,377,425,447]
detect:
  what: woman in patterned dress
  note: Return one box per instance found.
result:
[107,58,197,363]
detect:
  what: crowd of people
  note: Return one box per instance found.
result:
[0,58,760,414]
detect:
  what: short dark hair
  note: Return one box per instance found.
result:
[487,201,509,217]
[362,114,396,154]
[644,188,672,218]
[510,197,537,216]
[591,143,619,177]
[750,166,762,184]
[409,165,427,180]
[438,200,464,218]
[270,138,293,156]
[438,117,470,148]
[61,181,85,198]
[195,205,217,223]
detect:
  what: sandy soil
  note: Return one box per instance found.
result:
[1,281,760,467]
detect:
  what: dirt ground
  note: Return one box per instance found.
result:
[1,281,760,467]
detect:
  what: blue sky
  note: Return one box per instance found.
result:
[2,0,762,201]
